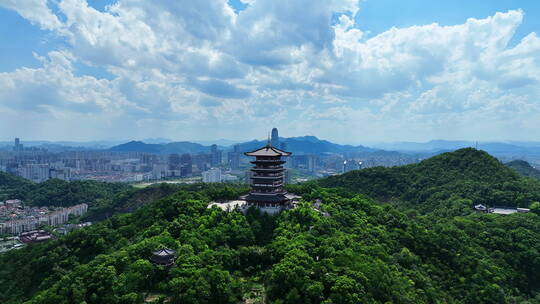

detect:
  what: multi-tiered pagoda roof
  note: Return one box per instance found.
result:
[244,144,292,206]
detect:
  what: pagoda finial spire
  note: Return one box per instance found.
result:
[267,132,271,147]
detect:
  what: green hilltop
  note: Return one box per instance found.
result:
[319,148,540,213]
[506,160,540,180]
[1,148,540,303]
[0,171,131,208]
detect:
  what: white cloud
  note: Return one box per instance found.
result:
[1,1,540,141]
[0,50,131,113]
[0,0,63,30]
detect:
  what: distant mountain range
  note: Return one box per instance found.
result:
[108,136,376,155]
[109,141,211,154]
[0,140,125,150]
[3,138,540,160]
[194,139,244,146]
[0,138,174,150]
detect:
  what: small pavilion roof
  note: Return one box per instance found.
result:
[245,144,291,157]
[152,248,176,257]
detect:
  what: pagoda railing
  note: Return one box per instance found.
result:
[253,166,284,170]
[252,183,283,187]
[252,173,283,177]
[251,189,285,194]
[251,159,284,163]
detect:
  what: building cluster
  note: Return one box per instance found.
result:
[0,201,88,235]
[0,138,249,183]
[202,168,239,183]
[1,131,420,184]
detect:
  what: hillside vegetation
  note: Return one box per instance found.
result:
[506,160,540,180]
[0,171,34,201]
[0,149,539,303]
[319,148,540,213]
[0,171,131,208]
[1,171,247,219]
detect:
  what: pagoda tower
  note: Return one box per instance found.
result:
[244,142,292,208]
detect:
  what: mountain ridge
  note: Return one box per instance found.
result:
[108,136,376,155]
[318,148,540,212]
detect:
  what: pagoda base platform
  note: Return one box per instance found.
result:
[208,194,300,215]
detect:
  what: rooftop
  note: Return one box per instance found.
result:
[245,144,291,157]
[152,248,176,256]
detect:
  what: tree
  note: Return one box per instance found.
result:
[530,201,540,215]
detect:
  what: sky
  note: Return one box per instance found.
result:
[0,0,539,144]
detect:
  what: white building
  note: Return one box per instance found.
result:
[0,204,88,234]
[203,168,221,183]
[19,164,50,182]
[221,173,238,182]
[50,167,71,180]
[152,164,168,179]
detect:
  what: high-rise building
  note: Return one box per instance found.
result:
[152,164,168,179]
[13,138,21,152]
[284,170,291,184]
[193,153,210,171]
[228,145,241,170]
[168,154,181,170]
[271,127,279,147]
[228,152,240,170]
[202,168,221,183]
[307,154,316,173]
[50,167,71,180]
[210,144,222,167]
[292,155,308,169]
[19,164,50,182]
[342,160,361,173]
[180,153,192,176]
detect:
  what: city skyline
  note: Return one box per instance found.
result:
[1,1,540,142]
[3,134,540,148]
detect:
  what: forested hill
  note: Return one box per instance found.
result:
[1,150,540,303]
[506,160,540,180]
[0,183,539,303]
[0,171,34,201]
[318,148,540,212]
[0,171,131,208]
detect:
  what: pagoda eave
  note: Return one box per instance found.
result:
[250,160,286,164]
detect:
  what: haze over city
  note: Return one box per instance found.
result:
[2,0,540,143]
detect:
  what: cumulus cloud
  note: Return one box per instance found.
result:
[1,0,540,141]
[0,50,132,113]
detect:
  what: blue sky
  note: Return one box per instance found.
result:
[0,0,539,143]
